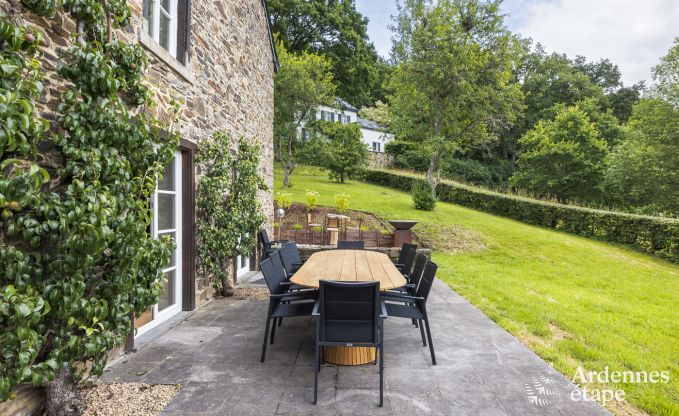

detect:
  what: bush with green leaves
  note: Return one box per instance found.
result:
[333,193,351,213]
[1,0,176,403]
[411,181,436,211]
[364,170,679,263]
[316,121,368,183]
[196,132,267,294]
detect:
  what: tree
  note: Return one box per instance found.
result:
[389,0,523,186]
[511,106,608,202]
[358,100,392,127]
[274,41,336,187]
[268,0,386,107]
[651,37,679,108]
[605,99,679,215]
[316,121,368,182]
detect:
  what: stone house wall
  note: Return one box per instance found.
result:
[1,0,276,308]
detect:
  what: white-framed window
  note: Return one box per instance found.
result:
[331,113,335,122]
[346,115,351,124]
[372,142,381,152]
[144,0,179,58]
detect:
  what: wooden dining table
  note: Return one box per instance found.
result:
[291,249,407,365]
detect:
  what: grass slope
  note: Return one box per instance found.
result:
[275,166,679,416]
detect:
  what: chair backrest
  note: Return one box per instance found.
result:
[417,261,438,301]
[259,229,271,245]
[397,243,418,265]
[337,240,364,250]
[318,280,380,344]
[279,242,302,276]
[401,247,417,276]
[260,254,287,294]
[409,253,427,285]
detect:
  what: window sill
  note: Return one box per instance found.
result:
[138,29,196,85]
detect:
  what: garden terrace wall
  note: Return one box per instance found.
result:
[363,170,679,263]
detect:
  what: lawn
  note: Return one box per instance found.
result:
[274,165,679,416]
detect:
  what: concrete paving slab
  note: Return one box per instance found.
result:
[102,278,610,415]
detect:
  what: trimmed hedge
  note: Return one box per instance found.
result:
[363,170,679,263]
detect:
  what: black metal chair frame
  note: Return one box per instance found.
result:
[312,280,387,406]
[337,240,365,250]
[259,229,288,259]
[383,261,438,365]
[278,241,304,277]
[259,256,316,362]
[394,243,417,270]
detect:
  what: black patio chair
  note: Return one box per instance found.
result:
[260,257,316,363]
[394,243,417,271]
[337,240,364,250]
[383,260,438,365]
[312,280,386,406]
[259,229,288,258]
[278,241,304,277]
[389,253,427,327]
[396,245,417,276]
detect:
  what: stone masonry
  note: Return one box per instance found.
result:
[1,0,277,307]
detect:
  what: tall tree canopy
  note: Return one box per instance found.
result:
[268,0,386,107]
[389,0,523,185]
[273,41,336,187]
[651,37,679,108]
[511,106,608,202]
[605,99,679,215]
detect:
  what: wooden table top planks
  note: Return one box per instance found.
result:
[290,249,407,290]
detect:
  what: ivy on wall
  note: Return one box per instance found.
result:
[1,0,177,402]
[196,132,267,295]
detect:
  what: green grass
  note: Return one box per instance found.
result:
[275,165,679,416]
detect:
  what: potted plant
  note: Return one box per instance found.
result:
[305,190,319,223]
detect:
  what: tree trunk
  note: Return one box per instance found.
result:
[283,166,290,188]
[427,152,440,188]
[45,369,82,416]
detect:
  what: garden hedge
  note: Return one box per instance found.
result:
[363,170,679,263]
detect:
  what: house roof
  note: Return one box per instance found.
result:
[261,0,280,71]
[336,98,358,112]
[357,117,388,132]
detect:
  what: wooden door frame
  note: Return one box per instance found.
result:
[179,138,196,311]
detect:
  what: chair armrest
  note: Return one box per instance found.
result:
[269,293,308,300]
[312,300,320,316]
[380,300,388,319]
[381,293,425,303]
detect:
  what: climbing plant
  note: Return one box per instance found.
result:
[1,0,176,407]
[196,132,267,295]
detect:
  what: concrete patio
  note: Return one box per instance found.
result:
[102,279,609,415]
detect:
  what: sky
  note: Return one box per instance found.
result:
[355,0,679,86]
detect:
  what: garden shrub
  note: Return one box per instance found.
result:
[411,181,437,211]
[440,157,493,186]
[363,170,679,263]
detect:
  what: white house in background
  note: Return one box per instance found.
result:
[300,98,394,153]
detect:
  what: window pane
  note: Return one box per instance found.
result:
[158,270,176,311]
[135,306,153,328]
[161,0,170,13]
[145,0,154,36]
[159,231,176,268]
[158,159,175,191]
[157,193,175,230]
[159,12,170,50]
